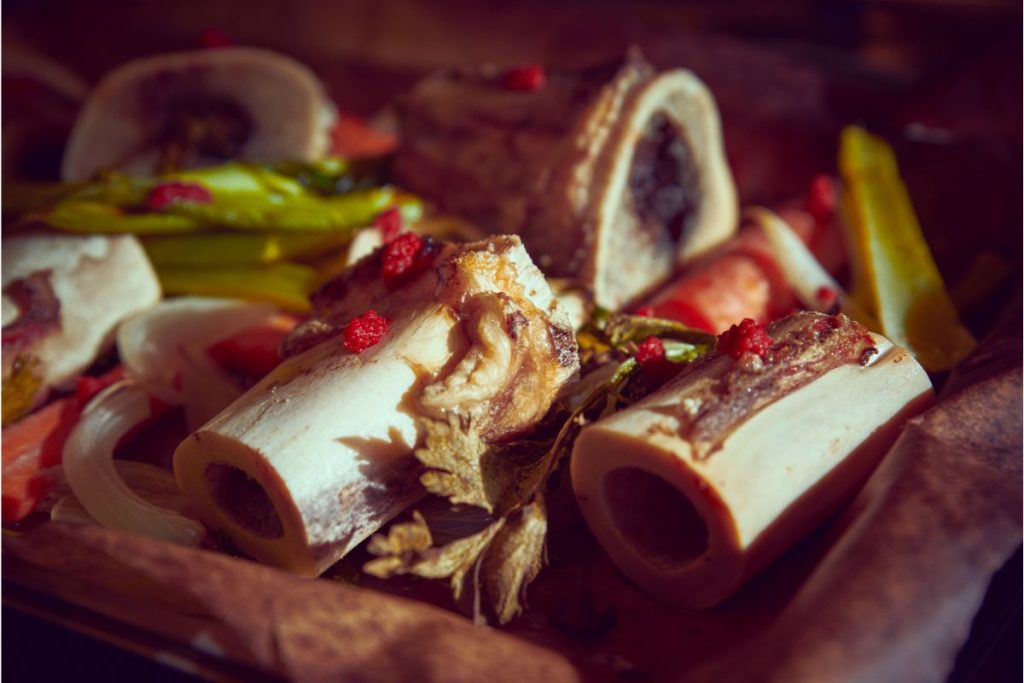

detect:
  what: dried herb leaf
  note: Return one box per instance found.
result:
[369,341,703,625]
[405,522,498,583]
[483,498,548,624]
[363,511,434,578]
[416,416,493,512]
[482,440,553,516]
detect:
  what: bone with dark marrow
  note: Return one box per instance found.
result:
[61,47,336,181]
[173,235,578,576]
[394,51,737,310]
[2,233,161,423]
[570,312,934,609]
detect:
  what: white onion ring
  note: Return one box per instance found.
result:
[62,381,206,545]
[117,297,276,427]
[51,461,195,527]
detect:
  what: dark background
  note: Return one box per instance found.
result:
[2,1,1021,680]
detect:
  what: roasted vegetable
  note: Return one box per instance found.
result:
[839,126,975,372]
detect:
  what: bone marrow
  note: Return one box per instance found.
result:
[571,312,934,608]
[629,113,700,247]
[395,51,737,309]
[174,235,578,576]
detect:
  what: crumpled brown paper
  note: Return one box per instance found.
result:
[4,522,579,682]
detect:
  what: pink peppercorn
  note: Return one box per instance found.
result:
[635,336,666,366]
[805,174,836,226]
[147,182,213,210]
[343,310,388,353]
[381,232,425,285]
[815,286,839,309]
[373,207,403,243]
[717,318,774,360]
[503,65,546,91]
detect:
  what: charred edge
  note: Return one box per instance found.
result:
[2,269,61,355]
[678,313,878,459]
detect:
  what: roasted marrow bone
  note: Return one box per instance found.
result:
[1,233,161,424]
[61,47,336,181]
[174,235,578,576]
[571,312,933,608]
[395,52,737,310]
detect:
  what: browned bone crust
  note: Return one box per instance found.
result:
[394,50,736,309]
[668,312,877,458]
[3,523,580,683]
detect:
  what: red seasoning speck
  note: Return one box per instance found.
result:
[717,318,773,360]
[815,286,838,308]
[373,207,403,243]
[635,336,666,366]
[381,232,425,285]
[147,182,213,210]
[634,306,656,318]
[343,310,388,353]
[805,174,836,226]
[503,65,546,91]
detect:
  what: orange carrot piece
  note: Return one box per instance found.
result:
[2,366,123,522]
[331,112,397,158]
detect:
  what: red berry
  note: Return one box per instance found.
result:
[635,336,666,366]
[815,286,839,309]
[381,232,425,285]
[634,306,656,318]
[147,182,212,210]
[199,27,236,49]
[373,207,403,243]
[75,375,106,405]
[805,174,836,226]
[503,65,546,91]
[717,318,774,360]
[343,310,388,354]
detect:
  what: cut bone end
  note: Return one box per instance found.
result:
[175,431,317,576]
[591,69,737,309]
[2,233,161,411]
[61,47,335,181]
[572,333,934,608]
[394,54,737,312]
[174,326,431,577]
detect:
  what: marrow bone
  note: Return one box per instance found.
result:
[174,235,578,576]
[395,51,737,309]
[571,312,934,608]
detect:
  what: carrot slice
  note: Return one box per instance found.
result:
[331,112,397,158]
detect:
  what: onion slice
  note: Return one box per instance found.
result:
[117,297,277,427]
[747,207,874,325]
[61,381,206,545]
[52,461,195,526]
